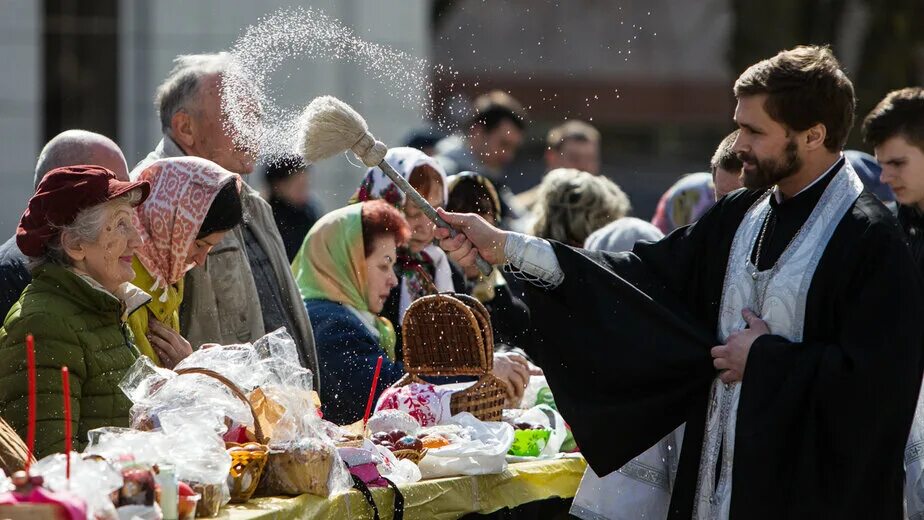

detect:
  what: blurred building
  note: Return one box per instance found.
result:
[0,0,430,235]
[0,0,920,234]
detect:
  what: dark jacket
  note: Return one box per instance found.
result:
[899,205,924,275]
[268,196,322,262]
[448,264,530,349]
[305,299,404,426]
[0,263,147,458]
[0,237,31,321]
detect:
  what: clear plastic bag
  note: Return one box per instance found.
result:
[366,441,421,485]
[121,356,254,434]
[510,405,568,458]
[159,410,232,491]
[119,355,174,405]
[416,413,514,479]
[175,328,313,398]
[85,411,233,518]
[85,428,171,467]
[31,452,123,520]
[120,330,350,499]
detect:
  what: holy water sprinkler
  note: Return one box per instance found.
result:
[299,95,493,276]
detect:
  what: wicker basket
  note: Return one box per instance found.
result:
[174,368,268,504]
[397,293,506,422]
[0,415,29,476]
[255,439,337,497]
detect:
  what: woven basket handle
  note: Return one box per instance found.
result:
[437,293,489,371]
[450,293,494,371]
[175,367,266,444]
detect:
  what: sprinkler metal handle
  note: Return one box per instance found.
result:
[378,160,493,276]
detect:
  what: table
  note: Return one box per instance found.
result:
[223,456,587,520]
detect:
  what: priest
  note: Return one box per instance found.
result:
[435,45,924,519]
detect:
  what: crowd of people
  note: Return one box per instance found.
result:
[0,43,923,518]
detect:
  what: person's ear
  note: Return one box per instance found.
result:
[61,232,87,263]
[171,110,196,148]
[803,123,827,151]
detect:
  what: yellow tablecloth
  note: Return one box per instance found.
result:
[222,456,587,520]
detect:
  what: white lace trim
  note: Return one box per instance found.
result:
[693,163,863,520]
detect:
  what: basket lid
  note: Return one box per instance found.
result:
[401,293,493,376]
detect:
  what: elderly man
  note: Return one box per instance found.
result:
[0,130,130,319]
[133,52,318,382]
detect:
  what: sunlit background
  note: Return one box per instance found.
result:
[1,0,921,235]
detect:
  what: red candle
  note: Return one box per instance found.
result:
[363,355,384,426]
[25,334,35,471]
[61,366,72,481]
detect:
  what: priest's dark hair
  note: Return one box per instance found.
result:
[862,87,924,151]
[710,129,743,174]
[197,181,243,239]
[734,45,855,152]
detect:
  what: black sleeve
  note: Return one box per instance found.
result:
[485,284,531,348]
[522,215,721,476]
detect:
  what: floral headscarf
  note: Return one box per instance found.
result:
[350,147,454,321]
[134,157,239,301]
[650,172,716,234]
[350,147,449,208]
[291,203,397,358]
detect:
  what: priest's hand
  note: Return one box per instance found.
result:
[711,309,770,384]
[434,208,509,267]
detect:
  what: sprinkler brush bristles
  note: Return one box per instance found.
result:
[298,95,370,163]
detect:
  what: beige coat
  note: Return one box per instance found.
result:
[132,137,319,387]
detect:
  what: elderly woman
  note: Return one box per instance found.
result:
[531,168,631,246]
[129,157,243,368]
[0,165,150,458]
[294,200,530,425]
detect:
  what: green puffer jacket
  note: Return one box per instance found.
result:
[0,263,149,458]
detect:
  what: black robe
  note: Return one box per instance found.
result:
[524,175,924,518]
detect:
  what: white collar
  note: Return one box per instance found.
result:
[773,153,844,203]
[70,269,151,319]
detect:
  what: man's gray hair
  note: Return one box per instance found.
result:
[34,130,126,189]
[155,52,232,133]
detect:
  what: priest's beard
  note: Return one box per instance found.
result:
[739,139,801,190]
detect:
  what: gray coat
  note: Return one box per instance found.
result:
[132,137,319,388]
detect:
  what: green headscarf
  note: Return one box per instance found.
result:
[291,203,397,359]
